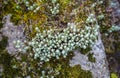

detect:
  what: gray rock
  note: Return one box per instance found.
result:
[1,14,26,55]
[69,32,110,78]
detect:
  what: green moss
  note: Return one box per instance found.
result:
[0,22,3,29]
[58,53,92,78]
[77,48,96,62]
[0,36,8,51]
[42,52,93,78]
[88,53,96,62]
[103,31,120,54]
[0,36,22,77]
[96,0,110,33]
[57,65,92,78]
[0,51,22,78]
[111,73,118,78]
[80,47,91,55]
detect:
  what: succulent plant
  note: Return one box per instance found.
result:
[25,18,99,62]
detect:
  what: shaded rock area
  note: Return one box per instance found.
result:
[105,0,120,77]
[107,52,120,77]
[70,33,110,78]
[0,14,26,55]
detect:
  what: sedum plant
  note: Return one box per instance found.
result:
[11,0,102,62]
[108,25,120,33]
[27,16,99,62]
[2,0,109,77]
[13,12,99,62]
[50,0,60,15]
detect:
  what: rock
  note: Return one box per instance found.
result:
[69,32,110,78]
[0,14,26,55]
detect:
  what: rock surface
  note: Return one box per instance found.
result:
[70,32,110,78]
[0,14,26,55]
[109,0,120,26]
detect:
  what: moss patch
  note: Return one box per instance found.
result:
[0,51,22,78]
[57,65,92,78]
[0,36,8,51]
[110,73,118,78]
[88,53,96,62]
